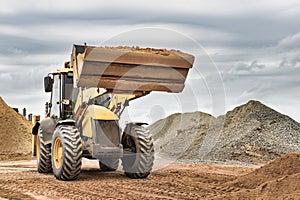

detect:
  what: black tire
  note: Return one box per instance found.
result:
[37,130,52,173]
[122,124,154,178]
[99,158,119,171]
[51,125,82,181]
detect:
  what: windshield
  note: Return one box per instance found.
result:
[94,94,112,108]
[64,74,73,100]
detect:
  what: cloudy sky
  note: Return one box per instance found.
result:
[1,0,300,124]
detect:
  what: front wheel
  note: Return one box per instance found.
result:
[51,125,82,181]
[122,124,154,178]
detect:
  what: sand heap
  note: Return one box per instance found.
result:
[0,97,32,160]
[220,152,300,199]
[150,100,300,165]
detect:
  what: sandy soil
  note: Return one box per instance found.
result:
[0,158,256,200]
[0,153,299,200]
[0,158,257,200]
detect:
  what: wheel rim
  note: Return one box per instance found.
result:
[53,137,63,168]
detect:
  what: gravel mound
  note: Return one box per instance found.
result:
[0,97,32,160]
[150,100,300,165]
[149,111,215,162]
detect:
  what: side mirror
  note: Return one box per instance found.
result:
[44,76,53,93]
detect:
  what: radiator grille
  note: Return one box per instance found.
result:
[93,120,121,147]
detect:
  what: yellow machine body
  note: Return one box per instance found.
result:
[37,44,194,181]
[42,44,194,163]
[82,105,119,138]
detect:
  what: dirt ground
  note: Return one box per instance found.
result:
[0,158,257,200]
[0,153,299,200]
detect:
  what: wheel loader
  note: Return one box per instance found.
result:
[35,44,194,180]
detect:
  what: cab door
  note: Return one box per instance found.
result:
[50,74,62,119]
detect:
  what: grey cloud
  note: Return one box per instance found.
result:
[228,60,266,74]
[0,0,300,122]
[239,84,269,100]
[277,32,300,51]
[0,34,71,55]
[1,4,299,45]
[279,58,300,68]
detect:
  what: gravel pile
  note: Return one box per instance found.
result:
[0,97,32,160]
[151,111,214,161]
[149,100,300,165]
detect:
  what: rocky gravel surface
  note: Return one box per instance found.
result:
[150,100,300,165]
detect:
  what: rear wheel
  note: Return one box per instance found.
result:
[99,158,119,171]
[122,124,154,178]
[36,130,52,173]
[51,125,82,181]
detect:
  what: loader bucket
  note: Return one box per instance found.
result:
[72,45,194,93]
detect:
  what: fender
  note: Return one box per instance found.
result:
[40,117,56,144]
[40,118,76,145]
[123,122,148,137]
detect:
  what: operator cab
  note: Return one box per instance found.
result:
[44,70,74,120]
[44,70,112,120]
